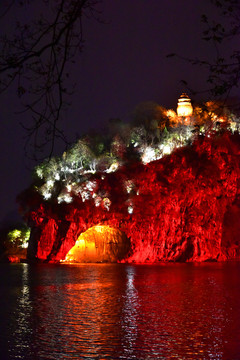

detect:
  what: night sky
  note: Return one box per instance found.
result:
[0,0,238,225]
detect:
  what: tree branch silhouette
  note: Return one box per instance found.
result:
[0,0,102,160]
[167,0,240,109]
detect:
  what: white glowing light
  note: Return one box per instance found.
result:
[141,147,156,164]
[81,190,90,202]
[57,193,72,204]
[86,181,97,191]
[229,121,238,133]
[66,184,72,191]
[128,206,133,214]
[43,192,52,200]
[46,180,54,187]
[21,243,29,249]
[162,144,171,154]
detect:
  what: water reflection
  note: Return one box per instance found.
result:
[0,263,240,359]
[121,266,140,359]
[13,264,33,356]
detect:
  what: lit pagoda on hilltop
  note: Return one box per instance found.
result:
[177,93,193,117]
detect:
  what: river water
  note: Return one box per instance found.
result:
[0,262,240,360]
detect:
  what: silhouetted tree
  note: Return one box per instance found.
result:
[168,0,240,109]
[0,0,102,159]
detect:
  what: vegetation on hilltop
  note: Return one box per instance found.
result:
[31,101,240,205]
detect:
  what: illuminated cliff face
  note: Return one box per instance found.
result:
[64,225,130,263]
[20,131,240,263]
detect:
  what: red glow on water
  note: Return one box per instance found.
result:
[4,263,240,359]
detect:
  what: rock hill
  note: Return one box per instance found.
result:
[18,131,240,263]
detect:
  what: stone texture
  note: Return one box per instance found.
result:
[64,225,130,263]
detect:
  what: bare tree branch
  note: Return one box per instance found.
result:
[0,0,102,159]
[168,0,240,110]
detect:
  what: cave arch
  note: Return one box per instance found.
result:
[64,225,131,263]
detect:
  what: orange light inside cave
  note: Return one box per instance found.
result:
[63,225,130,263]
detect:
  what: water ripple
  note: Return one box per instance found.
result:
[0,262,240,359]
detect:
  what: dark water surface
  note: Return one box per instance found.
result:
[0,262,240,360]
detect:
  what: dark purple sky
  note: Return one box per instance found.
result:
[0,0,238,225]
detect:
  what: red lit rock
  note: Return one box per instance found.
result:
[18,132,240,262]
[7,255,20,263]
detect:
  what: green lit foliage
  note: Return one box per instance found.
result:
[35,157,60,182]
[8,228,30,249]
[0,223,30,260]
[6,225,30,250]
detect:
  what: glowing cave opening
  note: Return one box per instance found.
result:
[64,225,131,263]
